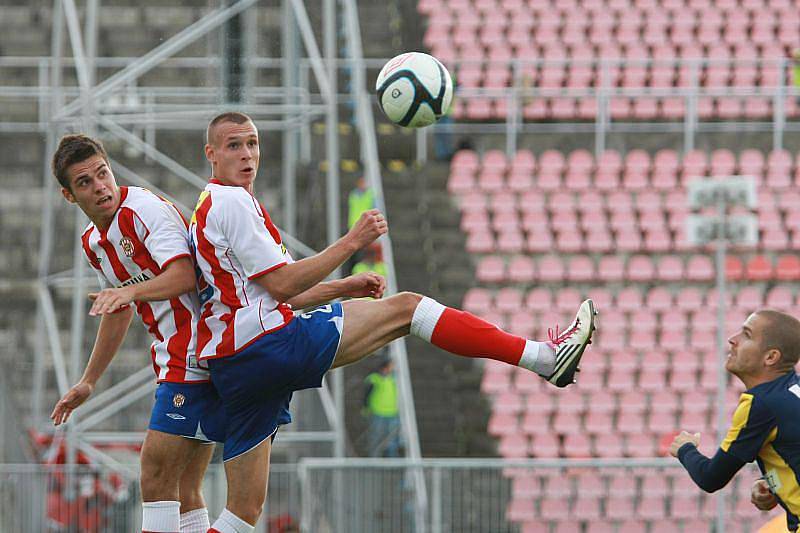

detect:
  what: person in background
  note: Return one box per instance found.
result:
[352,242,387,279]
[348,176,375,229]
[363,357,401,457]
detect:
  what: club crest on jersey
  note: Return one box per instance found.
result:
[119,237,135,257]
[173,393,186,408]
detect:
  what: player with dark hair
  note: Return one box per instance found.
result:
[191,111,597,532]
[50,134,224,533]
[670,309,800,532]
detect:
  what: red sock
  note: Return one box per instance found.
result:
[207,530,221,533]
[411,297,525,365]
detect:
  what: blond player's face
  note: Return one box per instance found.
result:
[207,121,260,189]
[726,314,769,376]
[62,155,121,225]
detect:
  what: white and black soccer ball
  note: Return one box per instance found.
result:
[375,52,454,128]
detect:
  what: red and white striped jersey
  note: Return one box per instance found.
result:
[189,179,294,360]
[81,186,207,383]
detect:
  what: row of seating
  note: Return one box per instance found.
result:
[509,496,769,524]
[452,148,800,180]
[471,254,800,283]
[452,95,799,121]
[521,519,770,533]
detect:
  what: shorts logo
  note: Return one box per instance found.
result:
[173,393,186,408]
[119,237,135,257]
[166,413,186,420]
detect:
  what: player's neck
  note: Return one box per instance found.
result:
[741,371,786,390]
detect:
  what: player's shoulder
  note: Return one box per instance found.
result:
[81,222,97,241]
[207,182,259,211]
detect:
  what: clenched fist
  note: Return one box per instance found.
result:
[340,272,387,299]
[750,479,778,511]
[347,209,388,250]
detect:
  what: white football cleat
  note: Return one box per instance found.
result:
[546,299,597,388]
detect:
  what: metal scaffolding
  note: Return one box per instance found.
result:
[20,0,422,490]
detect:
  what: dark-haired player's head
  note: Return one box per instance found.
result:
[205,112,259,190]
[726,309,800,386]
[52,134,120,228]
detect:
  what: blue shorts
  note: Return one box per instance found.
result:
[148,381,226,443]
[208,303,344,461]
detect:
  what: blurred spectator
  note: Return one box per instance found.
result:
[348,176,375,229]
[351,242,387,279]
[793,48,800,103]
[363,357,402,457]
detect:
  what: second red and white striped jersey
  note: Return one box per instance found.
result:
[81,186,208,383]
[189,179,295,360]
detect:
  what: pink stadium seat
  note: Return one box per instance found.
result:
[492,391,523,416]
[646,287,673,310]
[766,286,793,310]
[540,498,570,521]
[607,367,635,392]
[637,496,666,520]
[659,309,688,334]
[525,288,552,313]
[598,256,625,281]
[488,412,518,436]
[529,433,560,458]
[593,433,624,457]
[507,256,536,283]
[585,411,614,434]
[552,522,584,533]
[626,433,656,457]
[619,390,648,415]
[495,287,524,314]
[511,149,536,173]
[553,411,583,435]
[675,287,704,310]
[638,366,667,391]
[463,288,493,315]
[657,255,685,281]
[465,231,495,254]
[586,390,615,417]
[573,496,601,520]
[476,256,506,283]
[615,229,642,252]
[626,255,656,281]
[537,255,565,282]
[506,498,536,522]
[586,288,613,310]
[726,256,744,280]
[481,369,511,394]
[686,255,714,281]
[497,230,525,253]
[616,287,644,311]
[512,475,542,499]
[640,350,669,372]
[563,434,593,458]
[649,390,679,415]
[498,434,529,458]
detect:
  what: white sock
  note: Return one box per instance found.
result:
[180,508,210,533]
[518,340,556,376]
[142,501,181,532]
[410,296,446,341]
[210,508,255,533]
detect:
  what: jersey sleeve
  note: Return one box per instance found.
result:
[139,198,192,270]
[216,189,287,279]
[720,393,776,463]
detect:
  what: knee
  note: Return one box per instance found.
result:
[392,291,423,317]
[140,456,178,499]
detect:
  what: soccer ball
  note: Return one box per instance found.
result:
[375,52,454,128]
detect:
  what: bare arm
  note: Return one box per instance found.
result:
[255,210,388,303]
[286,272,386,310]
[51,306,135,425]
[89,257,197,315]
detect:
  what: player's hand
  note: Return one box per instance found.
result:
[50,382,94,426]
[669,431,701,458]
[347,209,388,249]
[340,272,386,299]
[751,479,778,511]
[88,286,135,316]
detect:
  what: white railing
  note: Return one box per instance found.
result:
[1,459,779,533]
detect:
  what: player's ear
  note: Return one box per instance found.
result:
[764,349,782,367]
[61,187,76,204]
[204,143,215,164]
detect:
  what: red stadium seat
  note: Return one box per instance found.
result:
[745,255,773,280]
[775,255,800,280]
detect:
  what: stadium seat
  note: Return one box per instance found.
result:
[746,255,773,280]
[563,434,593,458]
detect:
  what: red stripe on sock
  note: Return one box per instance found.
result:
[429,308,525,365]
[206,529,222,533]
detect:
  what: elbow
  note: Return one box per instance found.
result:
[693,476,728,493]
